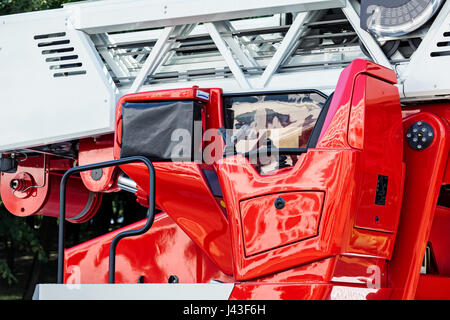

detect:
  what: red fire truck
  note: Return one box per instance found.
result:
[0,0,449,299]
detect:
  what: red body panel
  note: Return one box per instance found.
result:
[217,151,357,279]
[4,58,446,299]
[65,212,233,284]
[216,59,403,280]
[230,284,393,300]
[119,161,234,275]
[78,134,120,193]
[239,191,324,257]
[351,75,404,233]
[113,87,233,275]
[428,206,450,276]
[389,109,450,299]
[415,275,450,300]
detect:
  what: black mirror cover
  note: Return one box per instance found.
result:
[120,100,203,162]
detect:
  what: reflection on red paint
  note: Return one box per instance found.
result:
[65,213,233,284]
[58,59,450,299]
[240,192,324,256]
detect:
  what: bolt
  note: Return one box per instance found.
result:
[274,197,285,210]
[91,168,103,181]
[10,179,19,190]
[168,275,179,283]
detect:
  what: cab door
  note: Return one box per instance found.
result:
[215,59,404,280]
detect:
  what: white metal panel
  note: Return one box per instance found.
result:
[400,0,450,100]
[33,283,234,300]
[66,0,346,34]
[0,9,117,152]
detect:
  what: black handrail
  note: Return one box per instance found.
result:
[57,156,155,284]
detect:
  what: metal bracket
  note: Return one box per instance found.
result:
[57,156,156,284]
[205,22,252,89]
[129,24,196,93]
[258,11,323,88]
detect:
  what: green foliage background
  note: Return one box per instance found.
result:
[0,0,79,15]
[0,200,46,286]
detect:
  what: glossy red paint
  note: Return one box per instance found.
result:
[389,111,449,299]
[113,87,233,275]
[245,254,387,288]
[240,191,324,257]
[216,59,404,280]
[331,255,388,288]
[401,103,450,184]
[78,134,120,193]
[318,59,397,148]
[428,206,450,276]
[253,257,337,283]
[414,275,450,300]
[0,156,102,222]
[445,155,450,185]
[230,283,332,300]
[64,213,233,284]
[346,227,396,258]
[36,174,102,223]
[117,161,233,275]
[228,253,392,299]
[216,151,355,280]
[55,59,447,299]
[229,284,392,300]
[351,75,404,233]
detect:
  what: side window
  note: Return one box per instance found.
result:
[224,92,327,155]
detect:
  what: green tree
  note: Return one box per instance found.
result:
[0,0,79,16]
[0,198,46,285]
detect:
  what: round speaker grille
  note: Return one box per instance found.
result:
[364,0,443,37]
